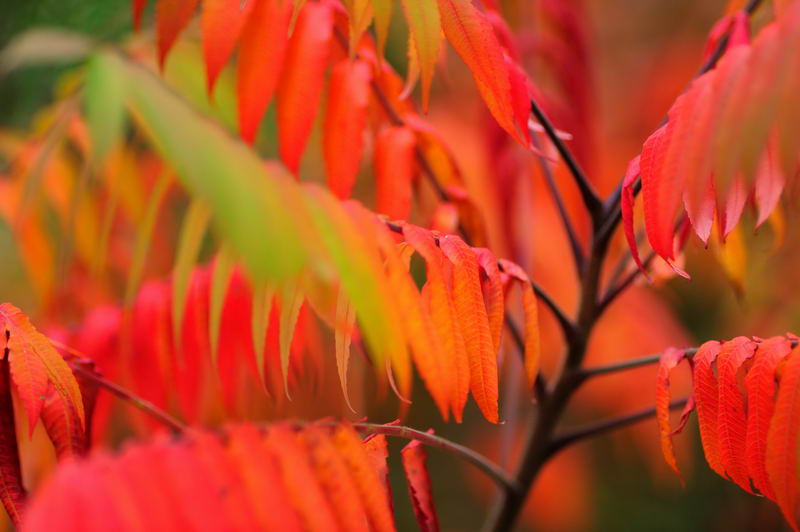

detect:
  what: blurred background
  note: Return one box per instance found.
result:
[1,0,798,530]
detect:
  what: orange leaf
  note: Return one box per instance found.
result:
[324,59,372,199]
[437,0,528,147]
[439,235,498,423]
[767,344,800,531]
[0,358,25,526]
[156,0,199,69]
[716,336,757,494]
[745,337,792,500]
[401,438,440,532]
[656,347,687,483]
[41,383,87,460]
[402,225,460,421]
[201,0,255,96]
[498,259,541,392]
[237,0,292,144]
[363,434,392,514]
[331,423,395,532]
[277,1,334,174]
[263,425,339,532]
[399,0,442,111]
[0,303,84,436]
[693,340,724,477]
[301,424,371,531]
[374,126,417,220]
[474,248,504,354]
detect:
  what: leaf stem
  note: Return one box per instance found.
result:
[351,422,521,494]
[68,362,187,435]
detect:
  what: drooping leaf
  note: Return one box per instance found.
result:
[0,303,85,435]
[209,248,235,367]
[693,340,724,477]
[156,0,200,69]
[497,259,540,392]
[745,337,791,500]
[363,434,392,513]
[372,0,393,62]
[474,248,503,354]
[400,0,442,111]
[236,0,292,143]
[324,59,372,199]
[401,438,440,532]
[374,126,416,220]
[277,1,334,174]
[439,235,498,423]
[250,280,275,388]
[278,277,304,400]
[0,357,25,526]
[716,336,757,494]
[40,382,86,459]
[656,347,687,482]
[335,288,358,412]
[171,197,211,357]
[85,53,126,163]
[201,0,255,96]
[437,0,529,146]
[132,0,148,31]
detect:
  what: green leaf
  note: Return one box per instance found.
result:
[85,51,126,163]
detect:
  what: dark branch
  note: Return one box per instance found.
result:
[548,398,688,456]
[531,132,585,273]
[596,250,656,316]
[580,347,699,379]
[529,98,603,223]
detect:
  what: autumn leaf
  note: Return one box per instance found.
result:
[401,437,440,532]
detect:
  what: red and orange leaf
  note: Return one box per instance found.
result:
[474,248,504,354]
[237,0,292,144]
[41,383,86,460]
[498,259,541,391]
[767,344,800,531]
[324,59,372,199]
[440,235,498,423]
[363,433,392,514]
[374,126,416,221]
[301,424,371,532]
[331,423,395,532]
[401,438,440,532]
[263,425,339,532]
[156,0,199,69]
[401,224,459,420]
[621,155,649,277]
[0,303,84,435]
[201,0,255,96]
[399,0,442,111]
[692,340,724,477]
[437,0,528,147]
[745,337,792,500]
[656,347,687,482]
[0,358,25,526]
[277,1,334,174]
[716,336,757,494]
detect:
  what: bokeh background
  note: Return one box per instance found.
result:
[1,1,798,530]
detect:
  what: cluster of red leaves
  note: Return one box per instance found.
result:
[624,4,800,275]
[0,304,90,525]
[22,421,439,531]
[657,335,800,529]
[133,0,535,202]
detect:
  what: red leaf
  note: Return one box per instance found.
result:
[324,59,372,199]
[474,248,504,354]
[745,337,792,500]
[41,383,87,460]
[641,121,679,264]
[498,259,541,391]
[132,0,148,31]
[0,303,84,436]
[363,434,392,514]
[716,336,757,494]
[201,0,255,96]
[0,358,25,526]
[656,347,687,482]
[767,344,800,531]
[156,0,199,69]
[401,438,440,532]
[437,0,529,147]
[277,1,334,174]
[754,139,785,228]
[374,126,417,220]
[621,155,649,278]
[693,340,725,477]
[237,0,292,144]
[439,235,498,423]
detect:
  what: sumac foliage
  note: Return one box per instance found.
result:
[0,0,799,530]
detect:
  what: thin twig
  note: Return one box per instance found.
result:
[580,348,699,379]
[531,131,585,273]
[530,98,603,223]
[352,422,521,494]
[69,363,187,434]
[596,250,656,316]
[548,398,688,456]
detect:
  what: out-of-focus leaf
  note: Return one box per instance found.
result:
[401,438,439,532]
[0,29,90,74]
